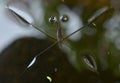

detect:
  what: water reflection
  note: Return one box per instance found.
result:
[1,0,120,83]
[104,8,120,50]
[58,5,83,41]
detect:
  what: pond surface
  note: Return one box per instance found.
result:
[0,0,120,83]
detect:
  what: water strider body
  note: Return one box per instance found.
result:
[49,15,69,48]
[6,4,110,78]
[56,21,63,48]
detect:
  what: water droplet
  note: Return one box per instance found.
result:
[60,14,69,22]
[49,16,57,23]
[46,76,52,82]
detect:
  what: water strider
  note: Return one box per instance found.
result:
[6,4,111,77]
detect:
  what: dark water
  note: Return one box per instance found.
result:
[0,37,119,83]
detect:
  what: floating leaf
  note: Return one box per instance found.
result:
[27,56,37,68]
[83,55,97,72]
